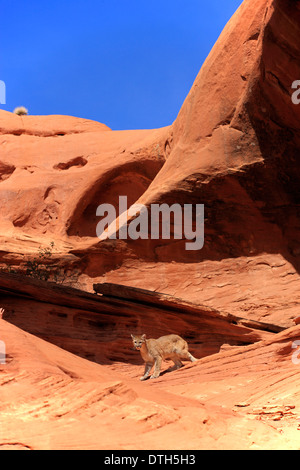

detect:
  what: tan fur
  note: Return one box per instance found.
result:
[131,333,197,380]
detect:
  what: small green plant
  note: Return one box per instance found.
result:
[25,241,55,281]
[13,106,28,116]
[1,242,80,288]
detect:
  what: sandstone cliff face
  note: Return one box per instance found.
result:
[90,0,300,327]
[1,0,300,450]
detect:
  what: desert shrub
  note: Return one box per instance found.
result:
[25,242,55,281]
[1,242,80,288]
[13,106,28,116]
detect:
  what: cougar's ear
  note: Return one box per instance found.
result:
[141,334,146,341]
[131,334,135,340]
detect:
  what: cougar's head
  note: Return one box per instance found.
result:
[131,334,146,351]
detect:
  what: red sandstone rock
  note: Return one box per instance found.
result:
[1,315,300,450]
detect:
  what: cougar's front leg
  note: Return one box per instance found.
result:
[150,357,162,379]
[140,362,152,381]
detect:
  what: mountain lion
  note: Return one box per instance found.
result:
[131,333,197,380]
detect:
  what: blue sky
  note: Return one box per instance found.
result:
[0,0,243,130]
